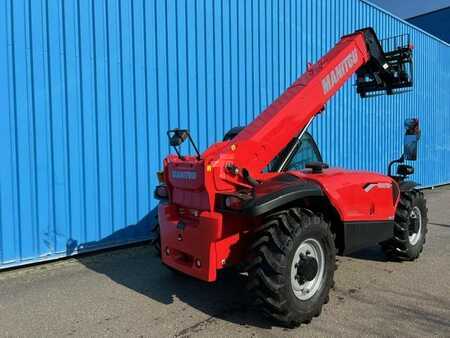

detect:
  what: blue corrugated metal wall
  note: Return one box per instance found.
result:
[408,7,450,44]
[1,0,449,268]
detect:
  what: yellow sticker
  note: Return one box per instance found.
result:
[231,144,237,151]
[206,165,212,172]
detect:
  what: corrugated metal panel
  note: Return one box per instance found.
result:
[408,7,450,44]
[1,0,449,268]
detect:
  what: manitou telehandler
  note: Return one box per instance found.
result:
[152,28,427,327]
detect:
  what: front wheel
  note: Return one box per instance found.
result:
[246,207,336,328]
[382,190,428,260]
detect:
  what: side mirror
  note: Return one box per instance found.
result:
[166,129,201,160]
[397,164,414,176]
[403,118,420,161]
[169,129,189,147]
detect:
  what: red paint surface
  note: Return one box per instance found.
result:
[158,31,401,282]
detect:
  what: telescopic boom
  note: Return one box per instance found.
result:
[204,28,413,177]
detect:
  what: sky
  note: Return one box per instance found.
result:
[369,0,450,18]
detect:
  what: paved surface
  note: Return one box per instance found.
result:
[1,187,450,337]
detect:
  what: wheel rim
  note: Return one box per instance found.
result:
[290,238,325,301]
[408,206,422,246]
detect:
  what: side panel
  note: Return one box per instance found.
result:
[343,221,394,254]
[295,169,398,222]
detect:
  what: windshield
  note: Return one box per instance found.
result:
[264,132,323,173]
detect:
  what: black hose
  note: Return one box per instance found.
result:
[242,168,259,187]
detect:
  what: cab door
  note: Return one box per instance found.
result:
[283,132,323,171]
[265,132,323,172]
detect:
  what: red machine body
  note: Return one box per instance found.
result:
[158,29,409,281]
[159,164,399,281]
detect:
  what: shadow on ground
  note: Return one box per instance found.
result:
[78,244,273,331]
[70,187,450,335]
[347,245,390,262]
[333,285,450,336]
[78,237,450,334]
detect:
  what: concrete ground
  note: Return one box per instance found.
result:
[1,187,449,337]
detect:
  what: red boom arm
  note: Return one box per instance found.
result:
[229,32,370,173]
[201,31,370,184]
[165,28,412,201]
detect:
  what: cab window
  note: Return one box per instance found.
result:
[285,133,322,171]
[264,132,322,172]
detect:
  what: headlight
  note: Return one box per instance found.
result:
[224,195,245,210]
[217,191,253,211]
[154,185,168,199]
[156,171,165,183]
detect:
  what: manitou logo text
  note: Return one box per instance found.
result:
[321,49,359,95]
[171,170,197,180]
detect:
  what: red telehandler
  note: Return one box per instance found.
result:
[152,28,427,327]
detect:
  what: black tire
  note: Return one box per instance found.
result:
[246,207,336,328]
[382,189,428,260]
[151,224,161,257]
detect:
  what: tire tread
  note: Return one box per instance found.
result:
[382,189,428,261]
[246,207,335,327]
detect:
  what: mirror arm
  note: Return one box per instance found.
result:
[166,129,201,161]
[187,133,201,160]
[388,154,405,177]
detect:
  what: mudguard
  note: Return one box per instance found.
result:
[399,180,419,192]
[243,174,323,216]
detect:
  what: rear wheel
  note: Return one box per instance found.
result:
[246,207,335,328]
[382,190,428,260]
